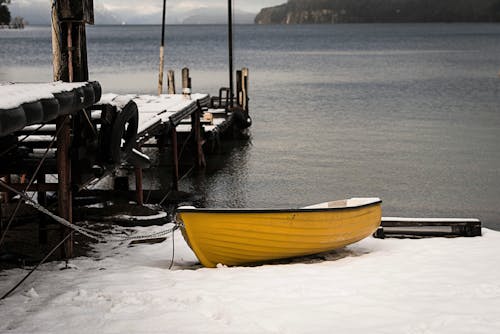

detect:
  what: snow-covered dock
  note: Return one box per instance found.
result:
[0,227,498,333]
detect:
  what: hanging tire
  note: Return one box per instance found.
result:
[90,81,102,103]
[230,106,252,129]
[0,107,27,137]
[108,100,139,164]
[72,87,86,112]
[54,91,76,115]
[22,101,44,125]
[40,97,60,122]
[81,83,96,109]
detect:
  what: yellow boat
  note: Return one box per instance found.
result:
[176,197,382,268]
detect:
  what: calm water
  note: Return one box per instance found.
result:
[1,24,500,229]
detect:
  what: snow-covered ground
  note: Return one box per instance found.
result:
[1,227,500,333]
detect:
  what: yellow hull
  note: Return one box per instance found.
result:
[177,198,382,268]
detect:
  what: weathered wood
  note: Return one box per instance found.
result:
[56,115,73,258]
[182,68,190,96]
[171,127,179,191]
[157,0,166,95]
[374,217,482,238]
[51,6,63,81]
[37,174,48,244]
[57,0,94,24]
[191,106,206,168]
[0,175,11,203]
[167,70,176,94]
[135,167,144,205]
[158,46,165,95]
[0,183,58,192]
[227,0,234,107]
[236,70,242,107]
[241,68,249,112]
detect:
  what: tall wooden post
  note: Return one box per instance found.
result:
[227,0,234,107]
[135,167,144,205]
[158,0,167,95]
[167,70,176,94]
[171,126,179,191]
[241,67,249,112]
[182,67,191,96]
[52,0,94,259]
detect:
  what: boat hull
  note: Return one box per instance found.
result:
[177,199,382,268]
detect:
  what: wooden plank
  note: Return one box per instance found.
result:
[374,217,482,238]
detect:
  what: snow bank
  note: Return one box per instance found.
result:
[1,228,499,333]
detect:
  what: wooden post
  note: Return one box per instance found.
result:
[241,67,249,113]
[135,167,144,205]
[51,0,94,259]
[158,0,167,95]
[37,174,48,244]
[0,175,10,203]
[167,70,176,94]
[56,115,73,258]
[171,127,179,191]
[191,106,206,168]
[227,0,234,107]
[236,70,242,107]
[182,67,190,96]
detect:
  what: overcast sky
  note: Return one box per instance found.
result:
[98,0,285,15]
[8,0,285,24]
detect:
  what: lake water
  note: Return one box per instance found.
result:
[1,23,500,229]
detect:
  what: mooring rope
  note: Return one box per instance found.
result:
[0,232,73,301]
[0,124,64,248]
[0,221,180,301]
[0,179,181,243]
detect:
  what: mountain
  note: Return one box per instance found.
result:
[7,2,254,26]
[255,0,500,24]
[8,1,121,25]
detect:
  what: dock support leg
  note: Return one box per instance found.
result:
[56,115,73,259]
[192,108,206,168]
[37,174,48,245]
[135,167,144,205]
[167,70,176,94]
[171,127,179,191]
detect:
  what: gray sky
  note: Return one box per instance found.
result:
[98,0,284,15]
[9,0,285,24]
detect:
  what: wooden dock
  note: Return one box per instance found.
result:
[374,217,482,238]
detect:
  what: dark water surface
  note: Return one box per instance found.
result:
[1,24,500,229]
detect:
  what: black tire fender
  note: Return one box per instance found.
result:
[108,100,139,164]
[40,98,60,122]
[231,106,252,129]
[22,101,44,125]
[53,91,76,115]
[81,84,96,109]
[90,81,102,103]
[0,107,27,137]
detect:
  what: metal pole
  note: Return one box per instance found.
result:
[227,0,234,107]
[158,0,167,95]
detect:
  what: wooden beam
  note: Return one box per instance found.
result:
[171,127,179,191]
[374,217,482,238]
[135,167,144,205]
[56,115,73,258]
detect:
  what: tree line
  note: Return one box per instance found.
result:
[256,0,500,24]
[1,0,25,28]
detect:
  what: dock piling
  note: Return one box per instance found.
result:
[171,126,179,191]
[167,70,176,94]
[182,68,191,96]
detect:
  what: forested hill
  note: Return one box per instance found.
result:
[255,0,500,24]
